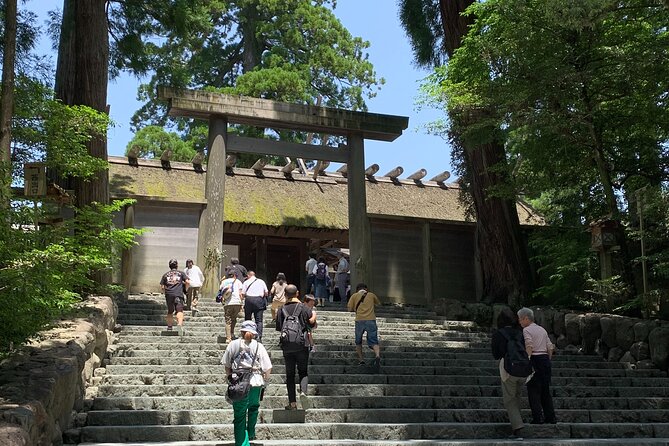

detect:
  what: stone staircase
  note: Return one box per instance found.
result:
[66,294,669,446]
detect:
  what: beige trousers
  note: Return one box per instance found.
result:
[271,300,285,320]
[224,304,242,341]
[501,374,526,430]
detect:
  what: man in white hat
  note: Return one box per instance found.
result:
[221,320,272,446]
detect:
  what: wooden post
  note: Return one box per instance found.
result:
[422,222,432,304]
[300,239,308,294]
[198,115,227,298]
[121,203,135,295]
[347,132,372,290]
[256,236,268,280]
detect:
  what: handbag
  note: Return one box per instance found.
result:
[227,341,259,402]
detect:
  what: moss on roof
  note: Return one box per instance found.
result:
[109,157,545,228]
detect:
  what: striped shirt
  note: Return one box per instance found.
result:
[523,322,554,355]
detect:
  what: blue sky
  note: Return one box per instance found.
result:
[28,1,454,180]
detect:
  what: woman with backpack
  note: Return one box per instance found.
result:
[312,256,328,307]
[221,320,272,446]
[491,307,532,440]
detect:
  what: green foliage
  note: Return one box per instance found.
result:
[415,0,669,310]
[628,187,669,290]
[126,125,197,162]
[104,0,382,133]
[10,76,111,181]
[528,227,594,307]
[0,198,142,355]
[398,0,447,68]
[583,275,632,314]
[439,0,669,223]
[44,102,111,178]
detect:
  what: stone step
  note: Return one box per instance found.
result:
[74,439,669,446]
[115,327,490,340]
[102,364,665,378]
[110,336,487,349]
[106,356,625,370]
[112,342,495,353]
[110,349,608,363]
[118,303,441,318]
[83,407,669,426]
[98,373,669,388]
[115,323,488,336]
[74,422,668,443]
[112,348,606,363]
[121,298,438,309]
[94,383,669,399]
[74,295,669,444]
[90,395,669,411]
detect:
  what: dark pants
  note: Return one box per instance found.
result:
[283,348,310,403]
[527,354,556,423]
[306,274,316,294]
[244,296,266,341]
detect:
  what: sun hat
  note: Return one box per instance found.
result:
[240,320,258,335]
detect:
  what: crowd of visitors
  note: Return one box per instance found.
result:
[159,253,560,444]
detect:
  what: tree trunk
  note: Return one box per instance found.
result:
[240,5,261,73]
[460,127,533,305]
[55,0,109,207]
[438,0,475,55]
[0,0,17,167]
[438,0,532,305]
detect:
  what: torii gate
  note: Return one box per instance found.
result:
[158,87,408,298]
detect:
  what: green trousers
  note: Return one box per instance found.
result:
[232,385,262,446]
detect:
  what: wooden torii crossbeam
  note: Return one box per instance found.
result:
[158,87,408,297]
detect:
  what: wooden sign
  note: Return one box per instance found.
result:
[24,163,47,197]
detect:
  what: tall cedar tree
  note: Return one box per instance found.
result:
[54,0,109,207]
[0,0,16,188]
[399,0,532,305]
[109,0,380,164]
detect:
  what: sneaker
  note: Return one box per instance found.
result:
[299,392,311,410]
[309,345,316,353]
[177,325,184,336]
[508,427,523,440]
[284,404,297,411]
[358,360,365,366]
[166,326,173,331]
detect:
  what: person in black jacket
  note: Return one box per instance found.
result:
[276,284,314,410]
[491,307,527,439]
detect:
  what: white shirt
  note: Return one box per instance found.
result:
[305,258,317,275]
[185,265,204,287]
[220,277,243,305]
[336,257,349,275]
[242,276,268,298]
[221,339,272,387]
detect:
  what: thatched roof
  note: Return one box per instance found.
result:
[109,156,545,228]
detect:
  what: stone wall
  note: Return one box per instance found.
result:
[0,296,117,446]
[434,298,669,371]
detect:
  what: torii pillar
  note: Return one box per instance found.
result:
[158,87,408,297]
[347,132,373,288]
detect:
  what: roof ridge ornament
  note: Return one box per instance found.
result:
[430,171,451,183]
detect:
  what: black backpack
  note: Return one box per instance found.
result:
[315,263,327,280]
[500,328,533,377]
[279,304,305,349]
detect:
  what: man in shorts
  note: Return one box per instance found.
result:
[347,283,381,373]
[160,258,190,335]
